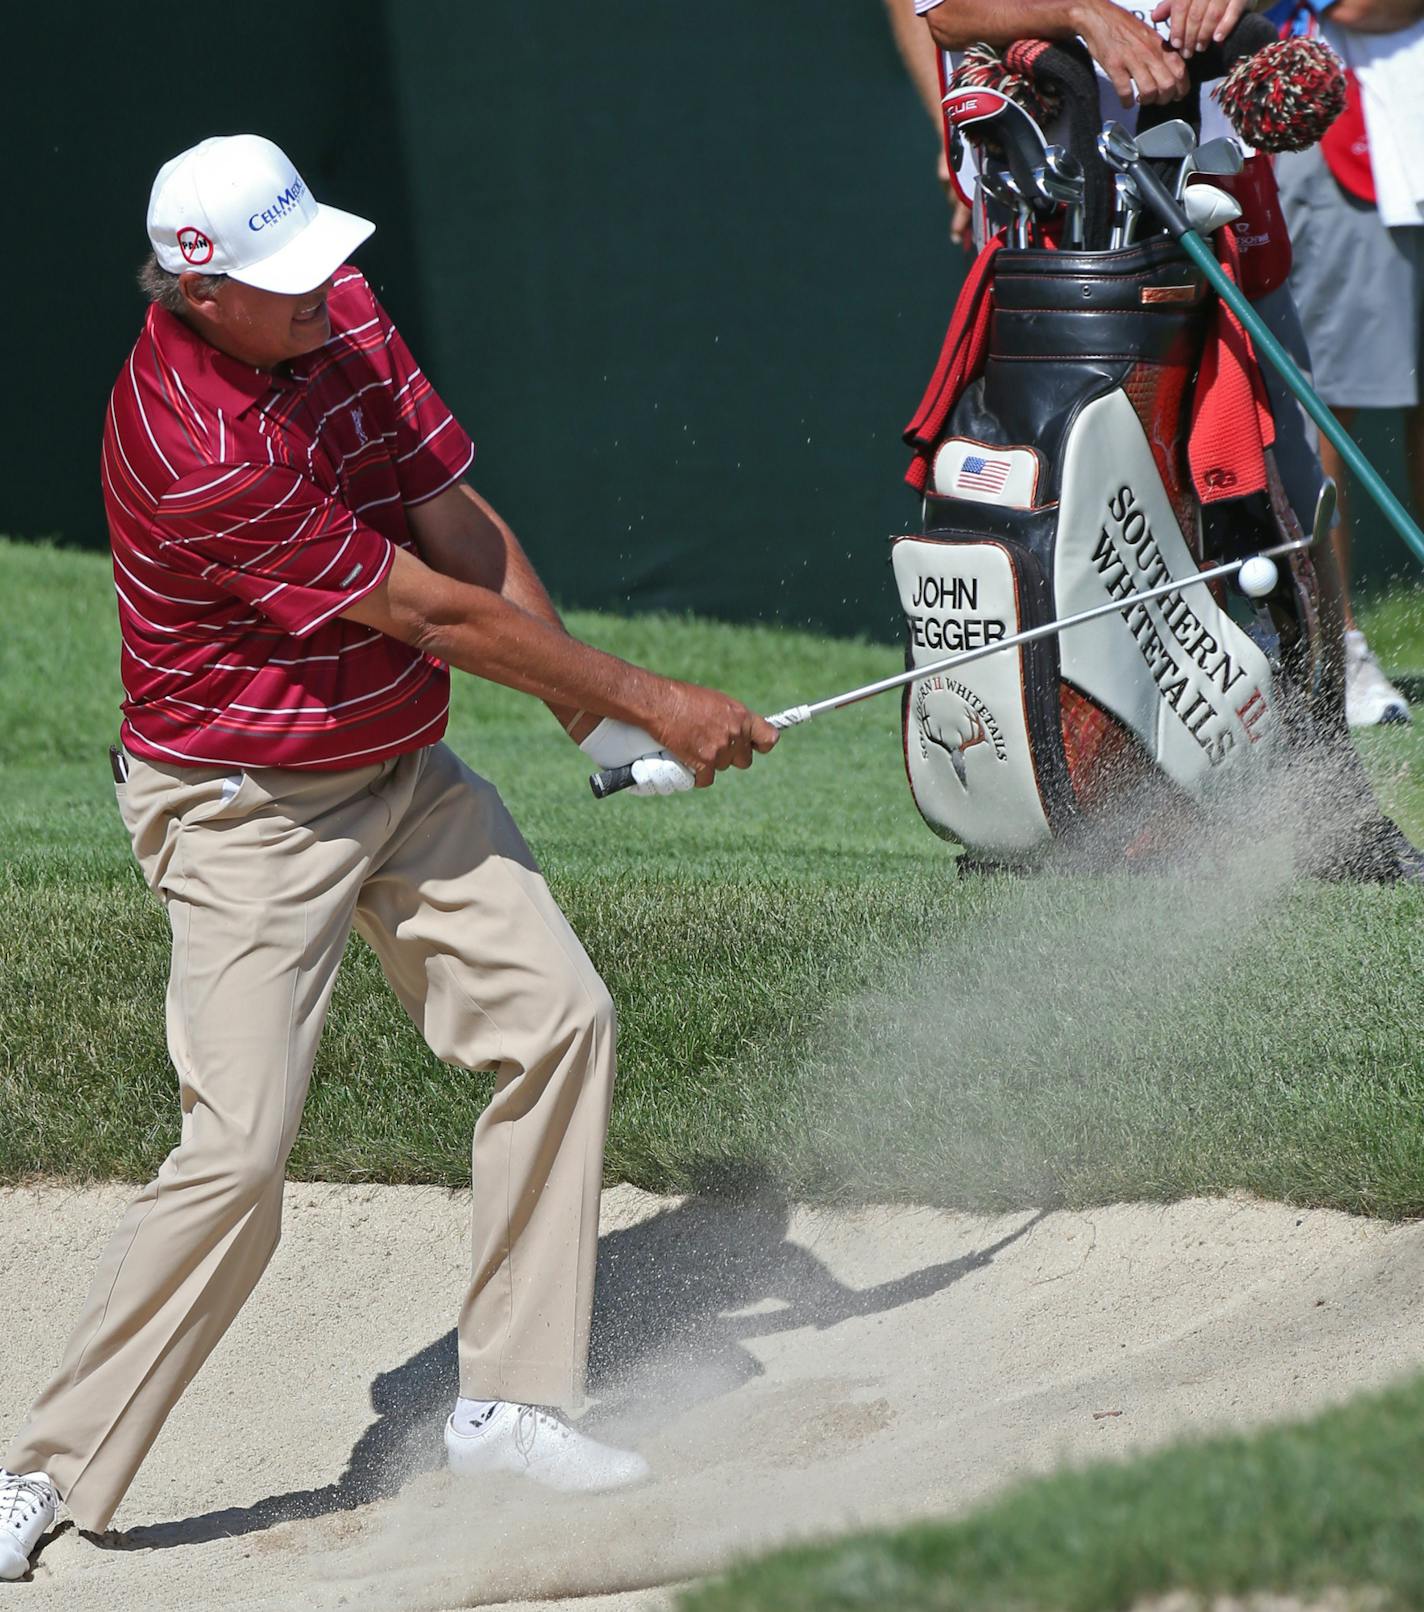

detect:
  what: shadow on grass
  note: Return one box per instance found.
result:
[102,1194,1043,1551]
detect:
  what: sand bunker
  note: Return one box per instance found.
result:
[4,1184,1424,1611]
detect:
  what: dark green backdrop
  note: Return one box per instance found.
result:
[6,5,1413,636]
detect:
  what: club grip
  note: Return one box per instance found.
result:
[589,762,638,799]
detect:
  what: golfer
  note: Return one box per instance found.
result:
[0,134,777,1580]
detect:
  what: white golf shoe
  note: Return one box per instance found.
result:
[444,1403,650,1493]
[0,1470,58,1581]
[1346,629,1411,728]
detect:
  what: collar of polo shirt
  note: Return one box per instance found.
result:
[147,134,374,295]
[148,302,313,416]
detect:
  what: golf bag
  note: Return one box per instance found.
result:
[895,233,1327,866]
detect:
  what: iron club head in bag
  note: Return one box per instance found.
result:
[1174,136,1244,201]
[1133,120,1197,162]
[1033,146,1086,248]
[979,163,1033,247]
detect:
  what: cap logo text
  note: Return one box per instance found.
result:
[248,176,307,232]
[177,226,215,265]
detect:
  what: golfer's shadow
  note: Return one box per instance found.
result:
[587,1197,1046,1420]
[111,1196,1043,1550]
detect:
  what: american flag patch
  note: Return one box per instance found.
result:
[956,454,1012,493]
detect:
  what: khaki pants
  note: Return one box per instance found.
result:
[6,742,616,1532]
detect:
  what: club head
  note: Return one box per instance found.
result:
[1097,122,1140,175]
[1034,161,1084,206]
[977,164,1023,210]
[1182,182,1243,235]
[977,162,1030,243]
[1312,477,1338,547]
[1135,120,1196,160]
[1191,137,1245,178]
[1041,145,1084,187]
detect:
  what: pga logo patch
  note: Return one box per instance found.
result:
[177,226,214,266]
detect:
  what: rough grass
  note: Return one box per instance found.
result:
[680,1372,1424,1612]
[3,539,1424,1214]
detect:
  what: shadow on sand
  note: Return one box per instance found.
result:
[105,1195,1044,1551]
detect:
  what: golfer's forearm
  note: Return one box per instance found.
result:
[923,0,1085,49]
[408,481,583,730]
[345,554,667,730]
[424,594,666,729]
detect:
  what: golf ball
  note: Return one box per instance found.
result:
[1237,556,1278,598]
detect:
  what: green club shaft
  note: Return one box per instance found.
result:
[1174,228,1424,568]
[1105,126,1424,571]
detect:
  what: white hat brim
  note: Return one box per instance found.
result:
[226,202,375,294]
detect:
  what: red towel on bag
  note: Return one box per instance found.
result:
[1187,226,1275,504]
[902,235,1004,491]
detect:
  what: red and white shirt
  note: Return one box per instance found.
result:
[102,266,475,770]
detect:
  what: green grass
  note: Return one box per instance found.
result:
[680,1372,1424,1612]
[4,538,1424,1213]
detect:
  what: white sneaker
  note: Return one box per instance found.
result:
[0,1470,58,1582]
[444,1403,650,1493]
[1346,629,1411,728]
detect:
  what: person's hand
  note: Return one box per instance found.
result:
[936,147,975,251]
[642,682,779,787]
[1151,0,1248,57]
[1075,0,1190,104]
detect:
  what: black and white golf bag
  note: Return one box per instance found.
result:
[895,235,1328,868]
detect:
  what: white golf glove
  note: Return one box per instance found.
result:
[578,718,695,798]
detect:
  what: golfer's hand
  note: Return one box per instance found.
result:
[1076,0,1189,104]
[1151,0,1247,57]
[645,683,779,788]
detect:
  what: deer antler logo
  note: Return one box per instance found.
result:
[924,707,990,787]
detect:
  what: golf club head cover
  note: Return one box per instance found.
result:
[895,236,1301,866]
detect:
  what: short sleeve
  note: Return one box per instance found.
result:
[153,463,395,638]
[373,295,476,506]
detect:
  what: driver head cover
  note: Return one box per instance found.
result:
[147,134,374,293]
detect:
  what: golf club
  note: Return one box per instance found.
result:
[590,530,1321,799]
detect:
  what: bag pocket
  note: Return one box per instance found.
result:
[893,534,1075,858]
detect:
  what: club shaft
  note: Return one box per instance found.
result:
[772,538,1307,726]
[1106,137,1424,570]
[1172,228,1424,569]
[590,537,1309,795]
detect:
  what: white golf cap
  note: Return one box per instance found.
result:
[146,134,374,294]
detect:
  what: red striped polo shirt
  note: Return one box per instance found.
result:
[102,266,475,770]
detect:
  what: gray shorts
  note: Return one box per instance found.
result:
[1253,282,1330,534]
[1276,142,1424,409]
